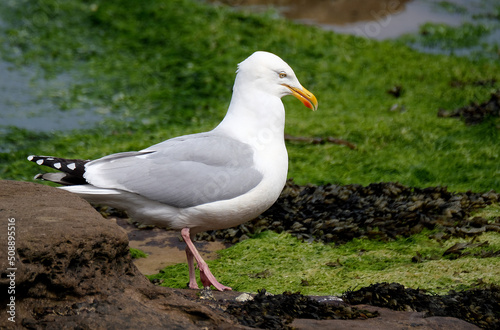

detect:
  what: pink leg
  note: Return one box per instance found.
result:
[181,227,232,291]
[185,247,199,289]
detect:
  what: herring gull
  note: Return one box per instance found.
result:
[28,51,318,291]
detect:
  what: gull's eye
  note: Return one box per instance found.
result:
[279,72,287,78]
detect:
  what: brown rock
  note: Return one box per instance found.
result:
[0,180,242,329]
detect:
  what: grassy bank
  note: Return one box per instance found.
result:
[1,0,499,295]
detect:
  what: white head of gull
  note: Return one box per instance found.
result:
[28,51,318,291]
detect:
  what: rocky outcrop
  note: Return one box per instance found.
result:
[0,180,240,329]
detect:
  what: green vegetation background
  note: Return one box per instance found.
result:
[1,0,499,295]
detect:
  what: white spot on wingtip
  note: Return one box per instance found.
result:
[67,163,76,170]
[27,155,34,161]
[54,162,61,169]
[36,159,44,165]
[47,157,54,161]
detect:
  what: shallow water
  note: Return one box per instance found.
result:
[208,0,498,40]
[0,59,104,132]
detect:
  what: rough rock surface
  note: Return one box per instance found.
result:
[0,180,483,329]
[0,181,241,329]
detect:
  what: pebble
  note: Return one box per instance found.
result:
[235,293,254,302]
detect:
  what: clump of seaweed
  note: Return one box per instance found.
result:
[199,180,499,244]
[343,282,500,329]
[439,90,500,125]
[226,289,378,329]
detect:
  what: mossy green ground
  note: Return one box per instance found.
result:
[1,0,499,295]
[149,230,500,295]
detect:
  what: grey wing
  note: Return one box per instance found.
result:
[83,133,263,208]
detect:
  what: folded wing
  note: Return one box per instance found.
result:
[84,133,263,208]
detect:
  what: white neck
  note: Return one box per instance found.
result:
[214,85,286,150]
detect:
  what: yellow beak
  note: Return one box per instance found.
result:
[284,84,318,111]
